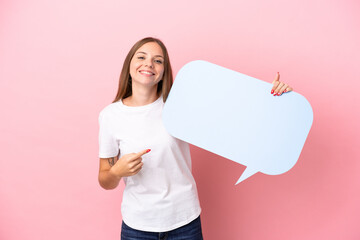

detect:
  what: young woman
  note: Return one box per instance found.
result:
[98,37,292,240]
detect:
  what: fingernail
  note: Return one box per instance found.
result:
[146,149,151,153]
[277,93,281,96]
[284,89,287,93]
[271,90,274,94]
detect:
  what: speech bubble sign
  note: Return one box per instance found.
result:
[162,60,313,184]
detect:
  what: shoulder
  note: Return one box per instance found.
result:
[98,102,120,121]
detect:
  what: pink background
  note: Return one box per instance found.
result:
[1,0,359,239]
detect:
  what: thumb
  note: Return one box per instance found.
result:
[272,72,280,84]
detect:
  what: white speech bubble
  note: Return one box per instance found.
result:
[162,60,313,184]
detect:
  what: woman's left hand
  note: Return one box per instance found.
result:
[271,72,293,96]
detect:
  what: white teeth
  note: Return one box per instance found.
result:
[140,71,153,75]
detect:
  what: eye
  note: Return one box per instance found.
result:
[137,56,145,60]
[155,59,163,64]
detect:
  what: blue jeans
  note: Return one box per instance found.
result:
[121,215,204,240]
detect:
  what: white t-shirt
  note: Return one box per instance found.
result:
[98,96,201,232]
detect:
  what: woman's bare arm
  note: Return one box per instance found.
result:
[98,155,122,190]
[98,149,150,190]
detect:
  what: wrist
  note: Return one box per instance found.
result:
[109,167,122,180]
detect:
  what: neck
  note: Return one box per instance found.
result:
[124,83,159,106]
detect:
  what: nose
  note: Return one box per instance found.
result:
[144,59,153,68]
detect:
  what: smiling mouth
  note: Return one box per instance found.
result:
[139,70,155,76]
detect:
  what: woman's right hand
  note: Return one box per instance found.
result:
[109,149,151,178]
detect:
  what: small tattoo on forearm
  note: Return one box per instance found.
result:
[108,157,116,167]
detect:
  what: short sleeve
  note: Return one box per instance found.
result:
[98,111,119,158]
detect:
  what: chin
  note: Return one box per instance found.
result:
[133,80,159,88]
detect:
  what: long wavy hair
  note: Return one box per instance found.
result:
[112,37,173,103]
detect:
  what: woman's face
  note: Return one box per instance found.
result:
[129,42,165,88]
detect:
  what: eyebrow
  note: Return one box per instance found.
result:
[136,51,164,59]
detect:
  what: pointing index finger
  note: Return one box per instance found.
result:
[132,149,151,159]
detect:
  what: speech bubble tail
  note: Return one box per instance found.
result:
[235,168,258,185]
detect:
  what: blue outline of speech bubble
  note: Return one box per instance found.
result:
[163,60,313,184]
